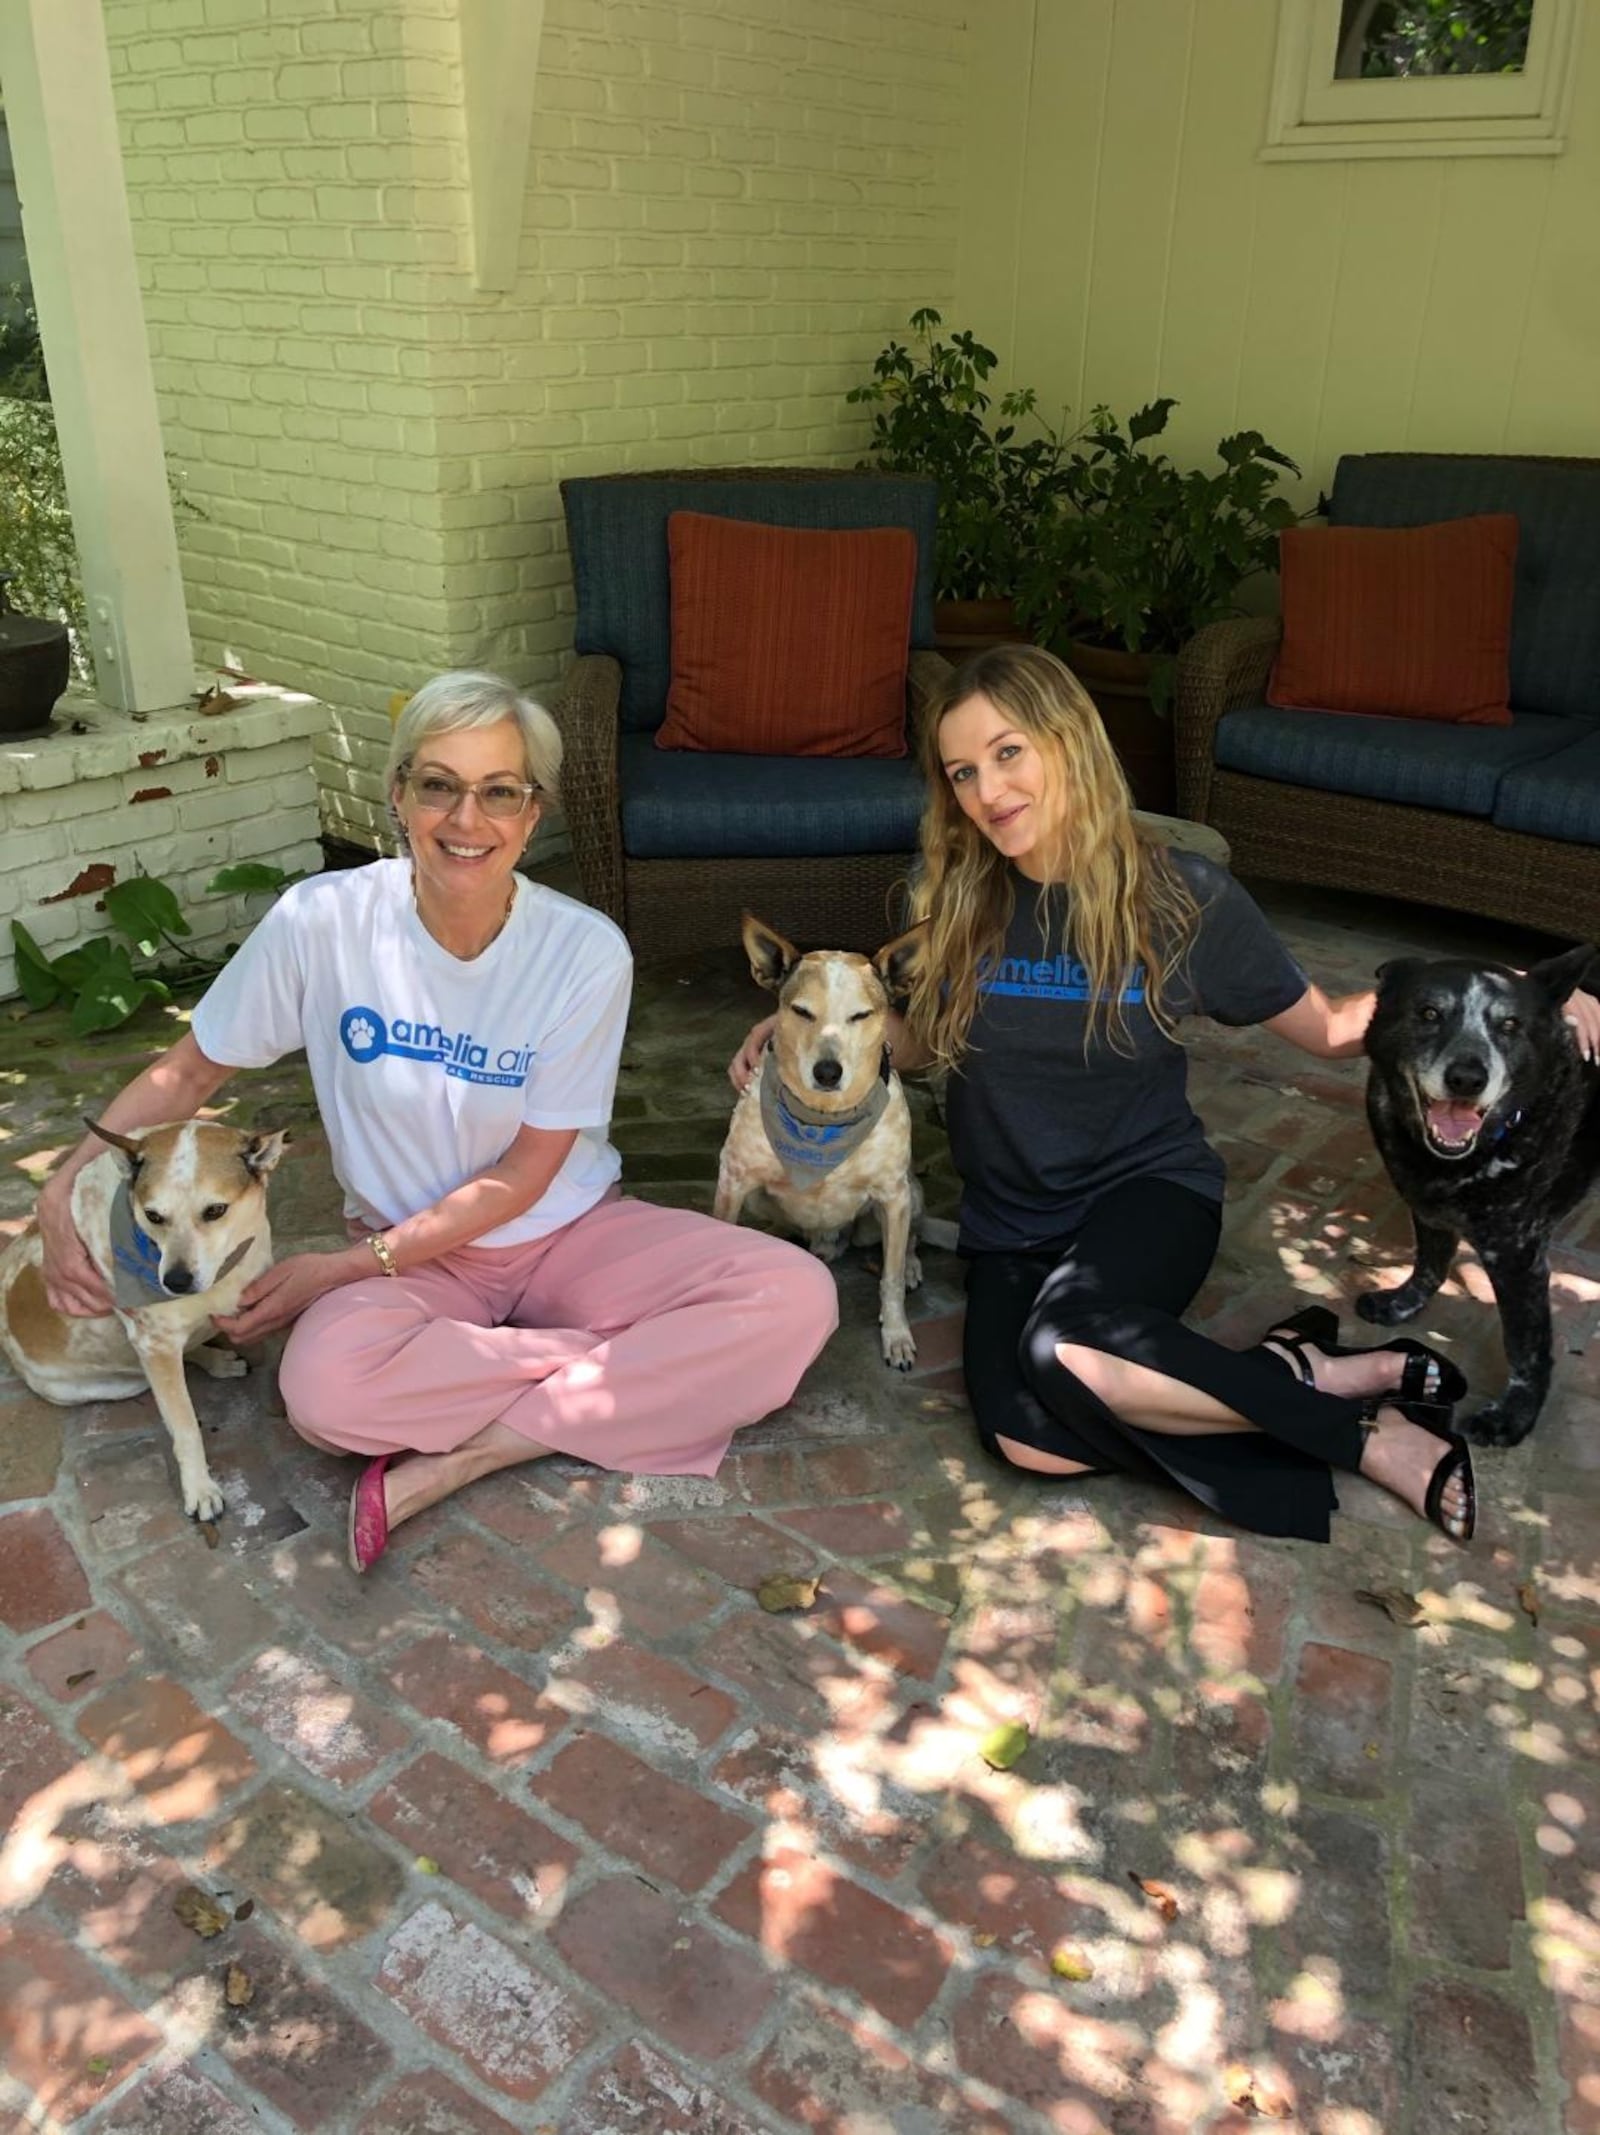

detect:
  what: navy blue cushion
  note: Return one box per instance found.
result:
[1215,702,1584,818]
[619,732,925,859]
[562,472,939,734]
[1330,455,1600,722]
[1493,728,1600,847]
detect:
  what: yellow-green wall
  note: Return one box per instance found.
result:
[956,0,1600,503]
[105,0,966,852]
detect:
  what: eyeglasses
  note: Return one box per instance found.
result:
[403,770,539,820]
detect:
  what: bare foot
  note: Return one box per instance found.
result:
[1357,1408,1473,1539]
[1261,1334,1443,1405]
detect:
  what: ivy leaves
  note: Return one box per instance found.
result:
[10,862,298,1035]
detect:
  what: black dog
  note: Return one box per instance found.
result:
[1359,945,1600,1446]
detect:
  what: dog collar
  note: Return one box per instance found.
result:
[105,1178,174,1309]
[758,1051,892,1191]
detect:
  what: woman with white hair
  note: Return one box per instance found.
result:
[37,671,838,1571]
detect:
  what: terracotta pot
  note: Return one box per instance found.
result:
[1063,638,1176,815]
[933,597,1031,661]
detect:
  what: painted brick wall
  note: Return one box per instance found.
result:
[0,690,323,1002]
[104,0,966,854]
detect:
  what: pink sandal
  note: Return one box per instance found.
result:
[347,1456,393,1575]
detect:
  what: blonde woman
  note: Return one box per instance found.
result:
[733,644,1532,1545]
[41,672,838,1570]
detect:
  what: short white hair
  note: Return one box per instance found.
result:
[386,671,562,805]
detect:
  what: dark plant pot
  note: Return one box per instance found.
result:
[0,577,70,739]
[1064,638,1176,815]
[933,597,1032,662]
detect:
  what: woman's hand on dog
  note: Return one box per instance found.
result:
[215,1246,368,1344]
[729,1017,776,1094]
[1564,987,1600,1062]
[37,1181,114,1317]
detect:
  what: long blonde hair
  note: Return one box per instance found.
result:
[906,644,1199,1069]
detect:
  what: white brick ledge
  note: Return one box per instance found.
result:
[0,680,326,1003]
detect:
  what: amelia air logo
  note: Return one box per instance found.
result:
[978,954,1146,1003]
[339,1006,534,1087]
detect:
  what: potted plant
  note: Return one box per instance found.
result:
[848,308,1071,651]
[1015,399,1301,809]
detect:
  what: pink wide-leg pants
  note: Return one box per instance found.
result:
[278,1193,839,1476]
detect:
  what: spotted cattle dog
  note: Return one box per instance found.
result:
[1359,944,1600,1445]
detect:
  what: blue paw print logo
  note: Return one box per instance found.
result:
[340,1007,387,1064]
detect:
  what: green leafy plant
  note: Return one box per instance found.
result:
[0,293,204,688]
[11,863,301,1035]
[1018,398,1302,708]
[848,308,1071,604]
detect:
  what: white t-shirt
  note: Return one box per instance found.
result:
[190,860,632,1246]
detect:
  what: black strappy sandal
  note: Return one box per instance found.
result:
[1258,1304,1463,1427]
[1422,1432,1476,1546]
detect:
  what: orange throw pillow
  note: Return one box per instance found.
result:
[1268,515,1518,726]
[655,511,915,758]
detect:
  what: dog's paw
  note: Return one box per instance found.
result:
[185,1475,227,1523]
[199,1349,249,1379]
[809,1230,848,1265]
[1460,1397,1538,1448]
[1357,1285,1426,1327]
[881,1327,916,1371]
[903,1249,923,1291]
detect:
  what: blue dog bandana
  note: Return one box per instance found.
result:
[105,1178,170,1308]
[758,1050,891,1193]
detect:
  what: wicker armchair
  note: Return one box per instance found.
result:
[551,467,950,962]
[1173,453,1600,939]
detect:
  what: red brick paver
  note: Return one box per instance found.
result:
[3,885,1597,2132]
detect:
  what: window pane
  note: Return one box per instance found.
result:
[1335,0,1534,78]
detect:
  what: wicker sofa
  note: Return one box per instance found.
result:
[1173,453,1600,937]
[550,467,950,963]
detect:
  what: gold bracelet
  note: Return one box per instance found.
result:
[367,1231,399,1278]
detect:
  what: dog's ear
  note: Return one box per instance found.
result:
[1528,943,1598,1004]
[873,921,928,1005]
[740,911,798,994]
[240,1129,291,1181]
[1373,958,1422,996]
[84,1117,144,1169]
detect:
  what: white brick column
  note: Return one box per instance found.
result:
[0,0,194,712]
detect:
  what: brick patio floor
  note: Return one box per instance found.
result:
[1,874,1597,2134]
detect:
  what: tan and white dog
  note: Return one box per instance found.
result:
[0,1118,288,1521]
[715,913,950,1370]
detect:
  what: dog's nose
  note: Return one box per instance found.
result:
[1444,1056,1489,1099]
[163,1265,196,1294]
[811,1058,844,1089]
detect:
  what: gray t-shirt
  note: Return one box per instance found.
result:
[945,853,1307,1252]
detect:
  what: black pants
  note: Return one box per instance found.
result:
[962,1177,1369,1543]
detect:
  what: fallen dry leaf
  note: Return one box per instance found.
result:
[199,1521,221,1551]
[1354,1586,1427,1627]
[414,1856,441,1876]
[223,1963,254,2009]
[1516,1581,1541,1626]
[757,1572,821,1614]
[64,1669,96,1689]
[1050,1944,1095,1981]
[1128,1872,1179,1922]
[233,1899,255,1923]
[978,1720,1031,1771]
[1224,2062,1293,2118]
[173,1885,230,1939]
[973,1930,998,1948]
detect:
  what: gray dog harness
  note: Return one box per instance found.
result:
[758,1050,891,1192]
